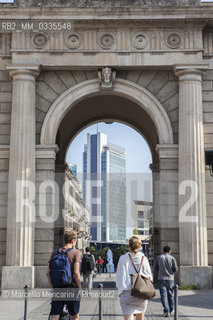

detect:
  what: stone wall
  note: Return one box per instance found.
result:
[117,70,179,143]
[36,70,97,144]
[0,61,12,276]
[203,69,213,266]
[0,66,11,145]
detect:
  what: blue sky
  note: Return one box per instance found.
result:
[66,122,152,173]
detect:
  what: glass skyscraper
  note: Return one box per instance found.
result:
[83,132,126,242]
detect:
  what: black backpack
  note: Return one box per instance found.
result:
[82,254,95,272]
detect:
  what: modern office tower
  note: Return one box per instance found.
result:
[83,132,126,243]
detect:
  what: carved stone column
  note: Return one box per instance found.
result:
[2,66,40,289]
[175,65,212,288]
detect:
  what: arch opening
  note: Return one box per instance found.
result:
[66,121,153,248]
[56,94,158,165]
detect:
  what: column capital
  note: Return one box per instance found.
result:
[156,144,178,159]
[7,64,41,80]
[174,64,208,81]
[36,144,59,160]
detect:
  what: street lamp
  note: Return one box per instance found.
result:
[205,150,213,177]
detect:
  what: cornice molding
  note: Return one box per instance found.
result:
[36,144,59,159]
[0,0,201,9]
[156,144,179,159]
[1,6,213,21]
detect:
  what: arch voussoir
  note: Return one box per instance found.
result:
[40,78,174,146]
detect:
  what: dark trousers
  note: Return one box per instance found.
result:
[97,264,102,274]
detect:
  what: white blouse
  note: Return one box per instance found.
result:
[116,252,153,296]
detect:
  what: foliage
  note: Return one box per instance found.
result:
[90,246,96,254]
[88,245,129,268]
[133,228,139,235]
[103,247,110,256]
[179,285,198,290]
[112,245,129,269]
[93,250,104,260]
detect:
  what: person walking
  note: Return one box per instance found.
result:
[81,247,95,290]
[96,256,103,275]
[46,230,82,320]
[153,246,178,318]
[102,256,107,273]
[116,236,153,320]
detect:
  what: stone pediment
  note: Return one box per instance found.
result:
[0,0,200,8]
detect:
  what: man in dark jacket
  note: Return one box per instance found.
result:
[81,247,95,290]
[154,246,178,318]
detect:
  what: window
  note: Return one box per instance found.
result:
[75,193,80,203]
[138,230,149,236]
[92,204,97,216]
[138,230,144,235]
[138,221,149,228]
[138,211,144,219]
[69,185,74,197]
[92,186,97,198]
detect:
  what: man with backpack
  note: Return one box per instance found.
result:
[81,247,95,290]
[46,230,82,320]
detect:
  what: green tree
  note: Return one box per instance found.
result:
[133,228,139,235]
[90,246,96,254]
[112,245,129,269]
[103,247,110,257]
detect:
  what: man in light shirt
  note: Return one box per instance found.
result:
[154,246,178,318]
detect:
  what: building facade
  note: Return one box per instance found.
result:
[102,144,126,243]
[67,162,77,178]
[133,201,152,242]
[0,0,213,289]
[64,168,91,251]
[83,133,126,243]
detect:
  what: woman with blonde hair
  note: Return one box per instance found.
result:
[116,236,153,320]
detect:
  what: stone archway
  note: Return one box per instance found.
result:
[38,77,178,275]
[2,67,211,290]
[40,78,174,146]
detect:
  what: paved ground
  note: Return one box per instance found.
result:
[0,274,212,320]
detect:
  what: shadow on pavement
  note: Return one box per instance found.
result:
[178,291,213,311]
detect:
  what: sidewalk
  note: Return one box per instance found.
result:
[0,274,212,320]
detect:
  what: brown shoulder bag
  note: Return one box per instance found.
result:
[129,253,155,300]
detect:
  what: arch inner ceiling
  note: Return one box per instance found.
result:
[56,94,159,165]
